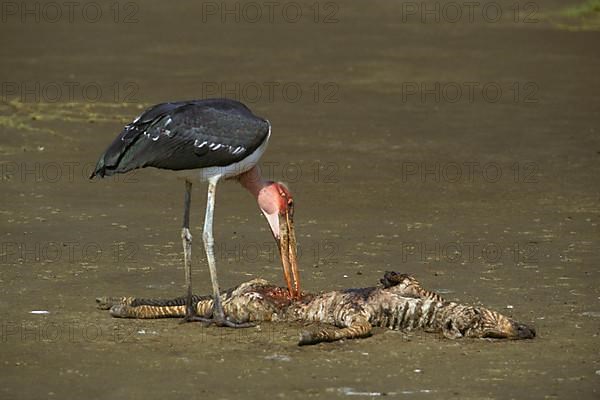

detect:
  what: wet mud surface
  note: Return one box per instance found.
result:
[0,1,599,399]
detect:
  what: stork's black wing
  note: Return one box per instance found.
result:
[90,98,270,178]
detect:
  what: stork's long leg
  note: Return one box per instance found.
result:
[186,175,252,328]
[203,175,224,320]
[182,180,194,319]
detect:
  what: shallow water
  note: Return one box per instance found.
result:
[1,1,599,399]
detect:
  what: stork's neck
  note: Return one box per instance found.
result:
[238,166,271,199]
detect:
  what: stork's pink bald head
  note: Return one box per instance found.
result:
[257,182,293,239]
[238,167,300,298]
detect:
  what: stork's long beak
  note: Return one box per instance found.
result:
[278,208,301,299]
[263,206,301,299]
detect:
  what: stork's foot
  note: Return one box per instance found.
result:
[181,314,254,328]
[180,303,254,328]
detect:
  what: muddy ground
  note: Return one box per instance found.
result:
[0,1,599,399]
